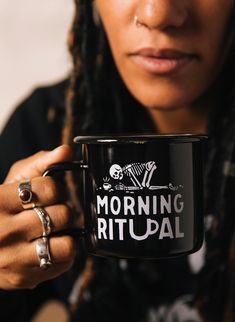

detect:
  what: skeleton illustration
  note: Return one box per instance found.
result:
[109,161,157,188]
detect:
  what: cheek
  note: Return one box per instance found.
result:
[191,1,235,74]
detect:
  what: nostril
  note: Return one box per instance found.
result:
[135,1,188,31]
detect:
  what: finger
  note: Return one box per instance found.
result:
[31,260,74,287]
[5,260,74,290]
[1,176,64,214]
[4,145,73,184]
[17,204,74,241]
[0,236,76,289]
[26,235,77,267]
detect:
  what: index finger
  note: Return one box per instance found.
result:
[0,176,63,214]
[4,145,72,184]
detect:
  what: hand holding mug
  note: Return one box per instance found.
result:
[0,145,77,289]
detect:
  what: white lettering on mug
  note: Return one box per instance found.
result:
[159,218,174,239]
[97,217,184,241]
[96,161,186,242]
[129,219,159,241]
[175,216,185,238]
[123,197,135,215]
[97,194,184,216]
[98,218,107,239]
[109,218,114,240]
[174,194,184,213]
[97,195,108,215]
[114,219,127,240]
[110,196,121,215]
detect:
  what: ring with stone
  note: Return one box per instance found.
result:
[35,237,52,270]
[33,207,52,237]
[18,180,35,209]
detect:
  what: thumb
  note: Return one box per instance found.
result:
[4,145,73,184]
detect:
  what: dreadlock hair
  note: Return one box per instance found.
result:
[63,1,235,321]
[63,0,154,315]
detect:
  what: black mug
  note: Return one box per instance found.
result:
[44,134,207,259]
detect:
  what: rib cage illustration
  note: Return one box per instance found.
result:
[123,163,146,176]
[109,162,157,188]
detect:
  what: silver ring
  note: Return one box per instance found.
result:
[33,207,52,237]
[36,237,52,270]
[18,180,35,209]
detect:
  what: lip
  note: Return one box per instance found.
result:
[129,48,198,75]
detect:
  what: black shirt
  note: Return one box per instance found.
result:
[0,80,201,322]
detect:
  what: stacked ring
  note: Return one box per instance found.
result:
[18,180,35,209]
[18,180,53,269]
[34,207,53,269]
[36,237,52,270]
[33,207,52,237]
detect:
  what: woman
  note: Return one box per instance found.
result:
[0,0,235,321]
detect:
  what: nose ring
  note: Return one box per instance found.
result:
[134,15,143,28]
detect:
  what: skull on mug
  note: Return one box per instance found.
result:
[109,164,123,180]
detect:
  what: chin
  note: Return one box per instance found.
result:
[133,91,193,111]
[124,79,200,110]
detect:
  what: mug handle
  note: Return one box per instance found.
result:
[43,160,88,238]
[43,160,88,177]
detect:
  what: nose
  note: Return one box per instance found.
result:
[135,0,188,31]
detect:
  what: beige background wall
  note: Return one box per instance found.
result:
[0,1,74,321]
[0,0,74,132]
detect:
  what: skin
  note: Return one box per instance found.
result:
[95,0,235,133]
[0,146,76,289]
[0,0,234,290]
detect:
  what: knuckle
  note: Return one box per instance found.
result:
[57,205,72,228]
[0,231,12,246]
[9,272,39,289]
[9,160,21,173]
[9,273,28,289]
[35,150,47,158]
[41,178,59,203]
[61,237,76,261]
[0,220,19,246]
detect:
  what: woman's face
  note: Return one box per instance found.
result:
[95,0,234,110]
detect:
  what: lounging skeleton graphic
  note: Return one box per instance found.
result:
[106,161,181,191]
